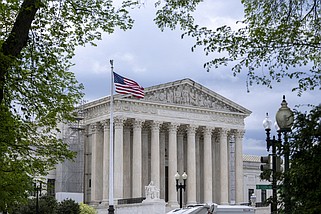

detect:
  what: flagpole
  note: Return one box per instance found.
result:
[108,60,115,214]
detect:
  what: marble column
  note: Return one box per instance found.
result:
[235,129,245,204]
[187,125,197,205]
[132,119,144,197]
[151,121,162,189]
[90,124,98,203]
[219,128,229,204]
[123,124,131,198]
[142,128,149,193]
[114,117,125,199]
[160,129,166,199]
[90,122,103,203]
[195,132,201,203]
[168,123,179,207]
[177,130,184,177]
[102,120,110,202]
[212,130,219,203]
[203,127,213,204]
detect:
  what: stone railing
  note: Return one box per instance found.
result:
[96,181,166,214]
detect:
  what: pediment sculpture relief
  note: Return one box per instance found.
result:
[145,84,240,113]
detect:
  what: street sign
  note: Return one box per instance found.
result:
[256,184,272,190]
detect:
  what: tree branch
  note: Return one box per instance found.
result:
[0,0,41,104]
[302,0,317,21]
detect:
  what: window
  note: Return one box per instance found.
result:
[47,179,55,197]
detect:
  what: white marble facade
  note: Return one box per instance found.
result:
[81,78,251,207]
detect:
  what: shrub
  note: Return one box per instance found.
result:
[57,199,80,214]
[79,203,97,214]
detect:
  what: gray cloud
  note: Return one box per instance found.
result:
[71,0,321,155]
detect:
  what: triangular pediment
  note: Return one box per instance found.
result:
[130,78,251,115]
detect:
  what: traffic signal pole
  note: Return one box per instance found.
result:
[264,128,277,214]
[271,136,277,214]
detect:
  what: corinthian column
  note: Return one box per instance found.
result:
[102,120,110,202]
[151,121,162,189]
[123,124,131,198]
[114,117,125,199]
[142,128,149,192]
[177,129,184,178]
[168,123,179,207]
[160,129,166,199]
[132,119,144,197]
[219,128,229,204]
[203,127,213,204]
[187,125,197,205]
[235,129,245,204]
[90,122,103,203]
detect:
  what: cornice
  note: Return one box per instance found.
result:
[82,98,245,128]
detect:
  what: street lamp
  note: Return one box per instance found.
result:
[263,95,293,214]
[263,113,278,214]
[275,95,294,132]
[175,171,187,208]
[34,182,42,214]
[276,95,293,214]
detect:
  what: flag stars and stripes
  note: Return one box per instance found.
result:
[113,72,144,99]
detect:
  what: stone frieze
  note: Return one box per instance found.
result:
[144,83,240,113]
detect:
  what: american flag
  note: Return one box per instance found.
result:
[113,72,144,99]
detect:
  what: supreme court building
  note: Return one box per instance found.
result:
[81,78,251,207]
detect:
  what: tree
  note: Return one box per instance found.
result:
[0,0,138,211]
[155,0,321,94]
[280,105,321,213]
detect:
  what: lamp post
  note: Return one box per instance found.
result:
[175,171,187,208]
[275,95,293,214]
[263,95,293,214]
[263,113,278,214]
[34,182,42,214]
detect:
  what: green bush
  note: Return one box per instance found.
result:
[10,196,83,214]
[57,199,80,214]
[79,203,97,214]
[11,195,58,214]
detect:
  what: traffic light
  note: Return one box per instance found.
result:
[276,156,283,172]
[260,155,272,171]
[260,155,272,181]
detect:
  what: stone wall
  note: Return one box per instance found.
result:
[96,200,166,214]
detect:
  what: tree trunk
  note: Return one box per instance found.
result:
[0,0,40,104]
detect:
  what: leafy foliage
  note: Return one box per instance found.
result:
[154,0,202,31]
[11,195,58,214]
[80,203,97,214]
[0,0,138,211]
[155,0,321,94]
[57,199,80,214]
[282,105,321,213]
[11,196,80,214]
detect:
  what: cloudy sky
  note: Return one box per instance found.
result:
[71,0,321,156]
